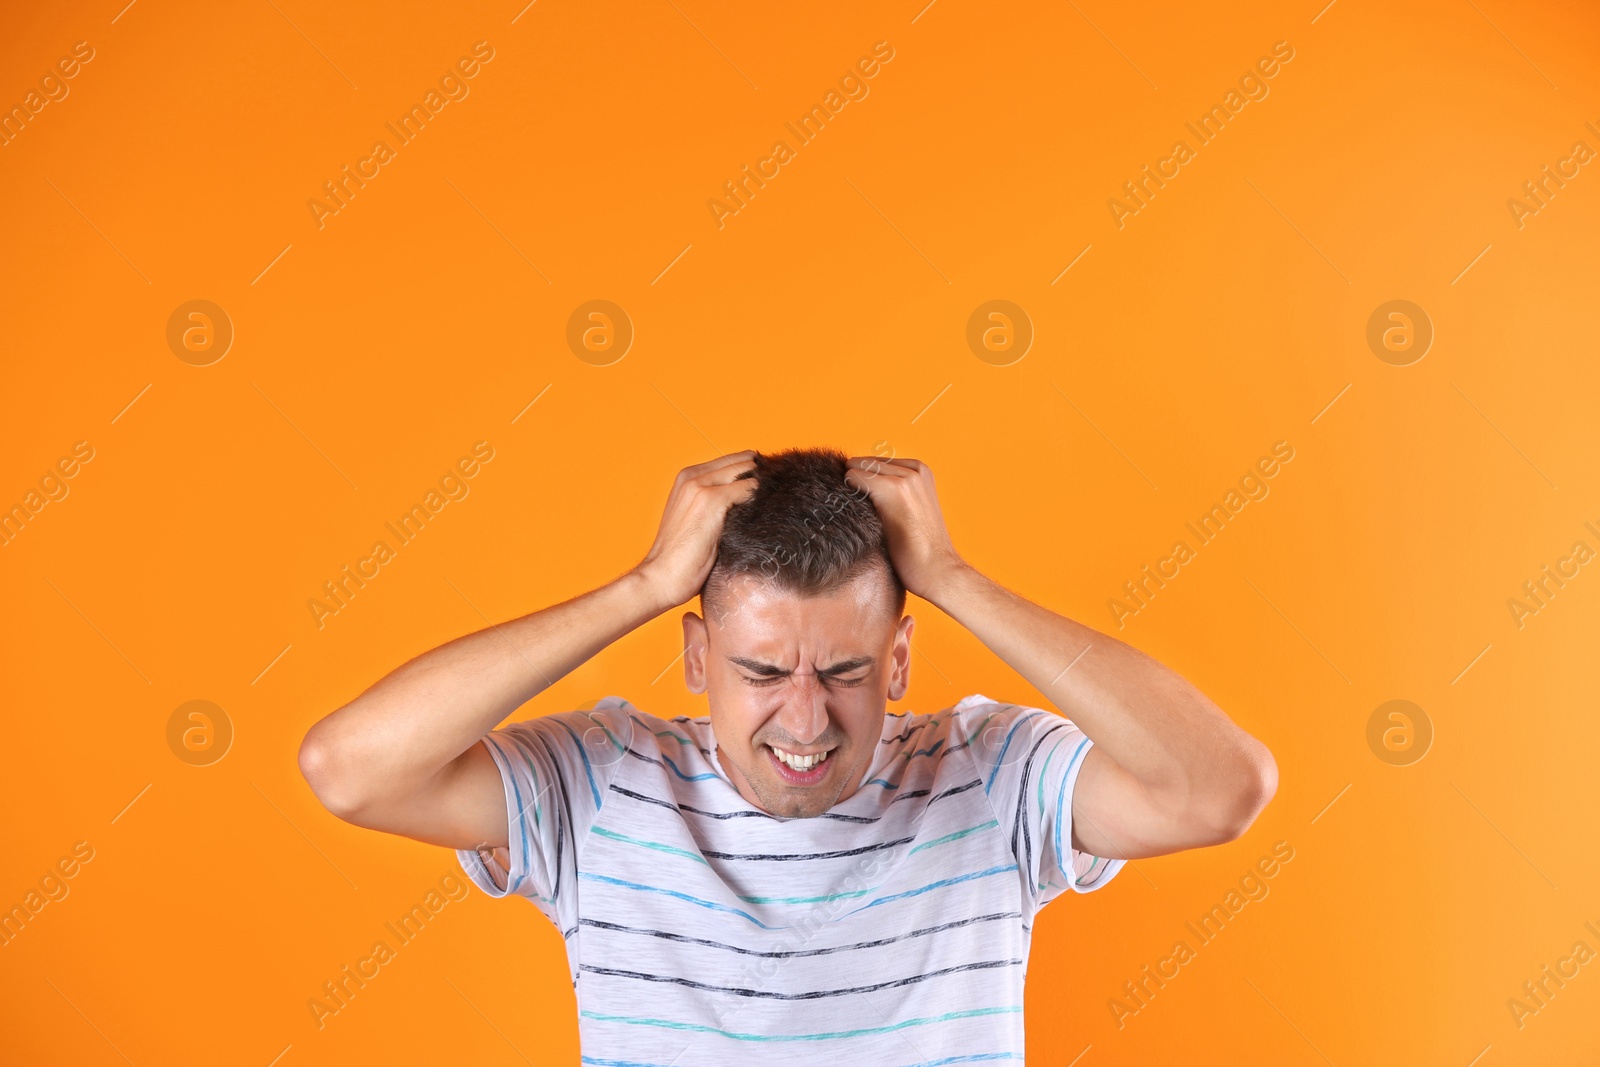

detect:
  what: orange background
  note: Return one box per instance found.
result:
[3,1,1598,1063]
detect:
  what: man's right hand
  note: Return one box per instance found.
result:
[631,450,759,611]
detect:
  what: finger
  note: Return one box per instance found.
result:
[679,450,757,482]
[843,465,892,498]
[846,456,914,478]
[704,449,757,472]
[707,477,759,508]
[698,457,759,486]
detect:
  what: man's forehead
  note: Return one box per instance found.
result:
[719,613,879,661]
[715,569,898,623]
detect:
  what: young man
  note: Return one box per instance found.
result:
[298,447,1277,1064]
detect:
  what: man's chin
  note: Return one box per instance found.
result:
[750,775,842,819]
[760,794,832,819]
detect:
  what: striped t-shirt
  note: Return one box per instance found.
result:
[455,693,1123,1065]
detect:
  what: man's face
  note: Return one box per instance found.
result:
[683,571,913,819]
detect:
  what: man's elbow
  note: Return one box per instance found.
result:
[1216,742,1280,844]
[297,726,370,822]
[1212,742,1278,843]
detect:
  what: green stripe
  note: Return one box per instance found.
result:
[908,819,999,854]
[634,712,694,746]
[579,1005,1022,1042]
[593,719,630,758]
[518,753,543,830]
[1035,745,1058,815]
[967,711,999,743]
[590,826,708,866]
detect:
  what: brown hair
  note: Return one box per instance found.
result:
[700,447,906,625]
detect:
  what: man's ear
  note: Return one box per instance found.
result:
[682,611,709,694]
[887,613,914,701]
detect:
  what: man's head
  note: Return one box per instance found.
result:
[682,447,913,819]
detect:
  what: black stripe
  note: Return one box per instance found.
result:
[608,783,881,824]
[926,777,983,806]
[944,710,1001,758]
[579,957,1023,1000]
[1012,724,1069,897]
[604,770,982,826]
[700,836,915,862]
[609,783,679,814]
[627,713,711,755]
[579,910,1023,959]
[886,776,982,808]
[547,734,571,906]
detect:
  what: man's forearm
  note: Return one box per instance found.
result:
[927,562,1271,812]
[300,567,669,813]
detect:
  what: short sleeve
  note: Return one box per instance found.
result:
[454,703,630,931]
[957,696,1125,912]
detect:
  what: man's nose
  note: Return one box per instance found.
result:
[775,675,830,745]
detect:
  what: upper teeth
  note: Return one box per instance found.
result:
[770,745,828,771]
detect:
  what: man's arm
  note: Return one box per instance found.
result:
[845,456,1277,861]
[296,570,666,849]
[296,450,757,851]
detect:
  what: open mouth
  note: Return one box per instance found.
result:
[766,743,835,785]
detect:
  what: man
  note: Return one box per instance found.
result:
[298,447,1277,1063]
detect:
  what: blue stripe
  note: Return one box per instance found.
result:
[584,1052,1022,1067]
[983,710,1043,795]
[1052,737,1093,882]
[579,1004,1022,1042]
[864,737,952,788]
[504,761,531,897]
[908,819,999,854]
[556,720,602,808]
[578,864,1012,930]
[492,739,552,903]
[578,872,778,929]
[660,751,721,782]
[843,864,1015,918]
[737,886,876,905]
[516,752,544,832]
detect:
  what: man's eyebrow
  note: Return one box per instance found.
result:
[726,655,875,677]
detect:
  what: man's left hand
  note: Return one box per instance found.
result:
[844,456,967,601]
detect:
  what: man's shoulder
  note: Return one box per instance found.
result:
[922,694,1083,782]
[500,696,707,738]
[487,697,714,778]
[926,693,1053,738]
